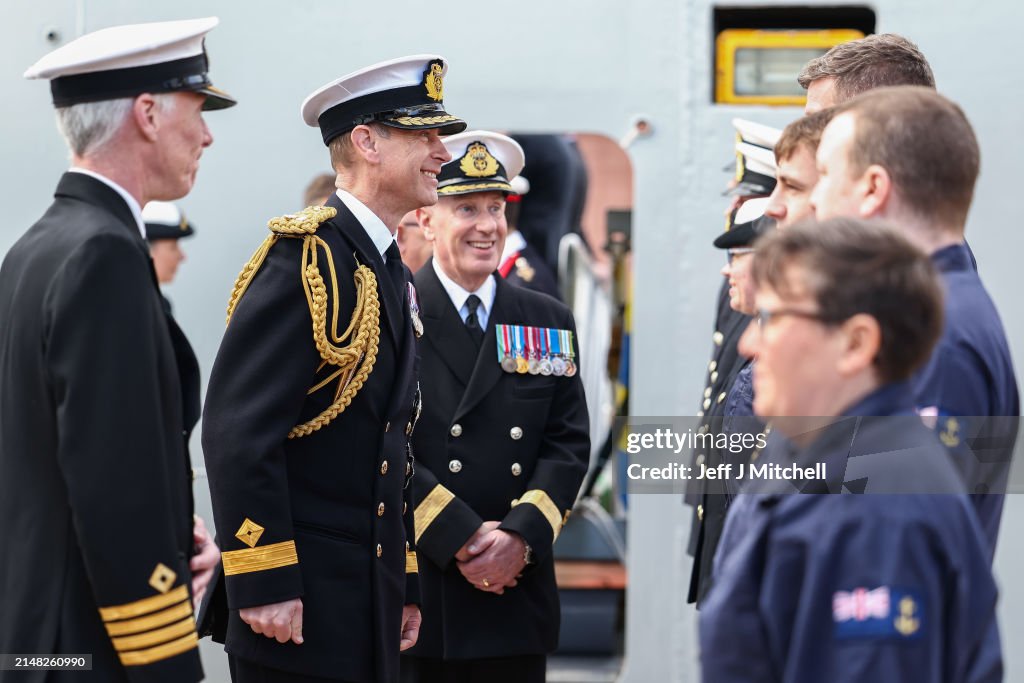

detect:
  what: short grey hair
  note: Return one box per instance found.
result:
[55,93,177,157]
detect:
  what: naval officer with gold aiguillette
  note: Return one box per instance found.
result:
[403,131,590,683]
[201,56,466,683]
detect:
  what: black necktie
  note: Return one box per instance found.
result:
[384,241,405,296]
[465,294,485,346]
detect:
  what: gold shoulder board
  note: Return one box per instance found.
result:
[267,205,337,235]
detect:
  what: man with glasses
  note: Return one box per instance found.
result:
[701,217,1002,682]
[396,209,433,273]
[687,198,773,604]
[687,120,780,604]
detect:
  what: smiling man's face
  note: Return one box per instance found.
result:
[420,191,508,291]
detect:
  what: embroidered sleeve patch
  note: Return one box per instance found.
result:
[833,586,923,640]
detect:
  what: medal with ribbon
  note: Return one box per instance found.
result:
[514,325,529,374]
[562,329,577,377]
[551,328,566,376]
[497,324,517,373]
[407,282,424,338]
[539,327,553,376]
[527,327,541,375]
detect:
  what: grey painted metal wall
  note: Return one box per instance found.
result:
[2,1,1022,681]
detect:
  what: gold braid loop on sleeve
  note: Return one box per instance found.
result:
[222,205,381,439]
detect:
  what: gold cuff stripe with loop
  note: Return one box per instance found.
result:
[225,205,381,438]
[222,540,299,576]
[414,485,455,542]
[513,490,564,541]
[98,585,190,622]
[406,550,419,573]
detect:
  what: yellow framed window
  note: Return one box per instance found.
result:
[715,29,865,105]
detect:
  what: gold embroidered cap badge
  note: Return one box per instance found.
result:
[423,60,444,102]
[459,142,500,178]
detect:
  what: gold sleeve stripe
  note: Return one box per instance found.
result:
[117,632,198,667]
[514,490,564,541]
[112,617,196,652]
[406,550,419,574]
[414,485,455,543]
[105,601,193,637]
[99,585,190,622]
[222,540,299,576]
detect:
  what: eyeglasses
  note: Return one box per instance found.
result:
[726,247,755,264]
[755,307,835,329]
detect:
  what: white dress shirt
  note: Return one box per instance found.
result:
[334,189,397,260]
[432,259,496,329]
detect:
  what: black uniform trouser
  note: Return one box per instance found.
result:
[400,654,546,683]
[229,654,354,683]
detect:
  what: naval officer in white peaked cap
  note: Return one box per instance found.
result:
[202,55,465,683]
[402,129,589,683]
[0,16,234,682]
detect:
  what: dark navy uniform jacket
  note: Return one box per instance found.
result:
[161,295,201,463]
[0,173,201,682]
[687,280,750,519]
[701,383,1002,683]
[687,280,753,604]
[406,266,589,660]
[724,362,754,420]
[912,243,1019,555]
[202,195,419,683]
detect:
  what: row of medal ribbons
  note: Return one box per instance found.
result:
[495,324,577,377]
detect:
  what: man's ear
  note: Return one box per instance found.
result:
[836,312,881,377]
[859,164,893,219]
[350,125,380,164]
[131,94,160,143]
[417,207,435,242]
